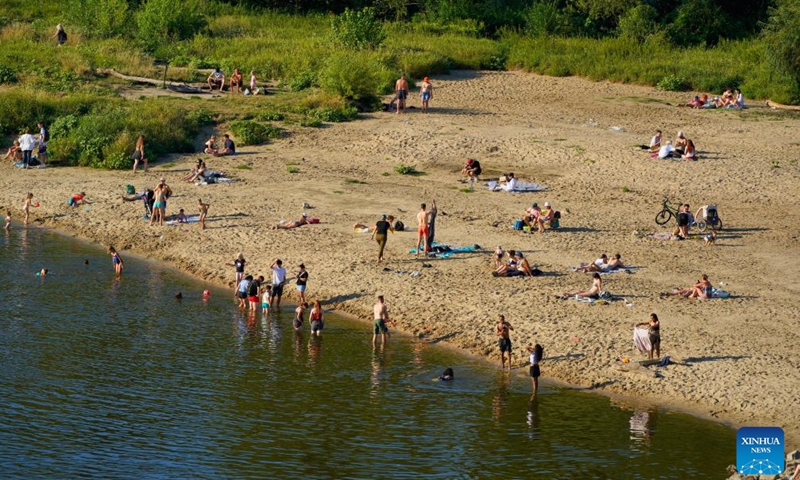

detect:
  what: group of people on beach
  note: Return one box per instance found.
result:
[4,122,49,169]
[645,129,697,160]
[392,74,434,114]
[678,88,744,109]
[207,67,259,95]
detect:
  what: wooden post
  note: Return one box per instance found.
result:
[162,62,169,89]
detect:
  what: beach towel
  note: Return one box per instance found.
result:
[408,243,479,258]
[710,288,730,298]
[633,327,651,354]
[570,265,637,275]
[560,291,616,304]
[486,180,547,192]
[165,215,200,226]
[645,232,681,241]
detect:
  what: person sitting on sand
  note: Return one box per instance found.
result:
[493,246,505,269]
[276,213,310,230]
[501,172,518,192]
[208,68,225,92]
[534,201,554,233]
[461,158,482,179]
[4,140,22,163]
[494,250,523,277]
[649,130,662,151]
[523,203,541,230]
[576,254,610,273]
[682,139,697,160]
[608,253,625,270]
[674,131,688,155]
[734,89,745,109]
[184,159,207,183]
[657,140,675,159]
[562,272,602,299]
[676,204,693,238]
[203,136,217,155]
[215,134,235,156]
[230,68,243,94]
[177,208,189,223]
[515,251,534,277]
[664,274,713,299]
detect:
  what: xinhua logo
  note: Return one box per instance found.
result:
[737,427,784,475]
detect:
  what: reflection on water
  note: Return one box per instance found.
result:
[0,225,738,479]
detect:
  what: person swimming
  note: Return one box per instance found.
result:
[438,367,454,381]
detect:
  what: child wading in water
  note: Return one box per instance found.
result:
[22,193,34,225]
[108,246,124,276]
[5,211,11,230]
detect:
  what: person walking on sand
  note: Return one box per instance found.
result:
[296,264,309,304]
[53,24,67,46]
[22,193,34,225]
[636,313,661,360]
[309,300,324,336]
[228,253,246,289]
[132,134,147,174]
[108,246,124,276]
[371,214,394,262]
[420,76,433,113]
[415,203,431,257]
[395,74,409,114]
[526,344,544,394]
[496,315,514,370]
[198,198,210,230]
[270,259,287,309]
[373,295,394,346]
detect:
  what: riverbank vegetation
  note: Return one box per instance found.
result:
[1,0,798,168]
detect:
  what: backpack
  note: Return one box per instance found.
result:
[534,344,544,363]
[43,128,50,142]
[394,220,405,231]
[247,280,259,297]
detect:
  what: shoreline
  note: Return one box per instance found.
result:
[3,70,798,453]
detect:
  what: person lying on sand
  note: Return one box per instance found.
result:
[561,273,602,299]
[608,253,624,269]
[576,254,610,272]
[275,213,309,229]
[662,274,713,299]
[678,96,705,108]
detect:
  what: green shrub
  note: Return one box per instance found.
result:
[763,0,800,101]
[618,4,659,43]
[286,165,300,173]
[331,8,386,50]
[256,111,286,122]
[66,0,131,38]
[394,164,422,175]
[50,114,80,139]
[229,120,282,146]
[288,71,317,91]
[136,0,207,52]
[524,1,570,37]
[657,75,691,91]
[186,108,215,126]
[319,52,380,102]
[299,117,323,128]
[312,106,359,122]
[667,0,727,47]
[0,66,17,84]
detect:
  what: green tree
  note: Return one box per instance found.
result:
[66,0,131,38]
[762,0,800,98]
[136,0,207,53]
[524,1,568,37]
[331,7,386,50]
[617,4,659,43]
[667,0,728,46]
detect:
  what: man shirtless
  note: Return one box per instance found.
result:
[415,203,431,257]
[395,74,409,114]
[496,315,514,370]
[373,295,395,346]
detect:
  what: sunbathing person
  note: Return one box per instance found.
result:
[230,68,243,94]
[608,253,625,270]
[663,274,713,299]
[682,139,697,160]
[501,172,518,192]
[184,159,207,182]
[203,136,217,155]
[4,140,22,162]
[515,252,534,277]
[576,254,610,272]
[679,96,705,108]
[493,250,518,276]
[562,273,602,299]
[276,213,310,229]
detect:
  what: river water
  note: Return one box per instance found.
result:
[0,225,736,479]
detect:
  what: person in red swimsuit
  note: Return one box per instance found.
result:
[415,203,431,257]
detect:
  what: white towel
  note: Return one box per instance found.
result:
[633,327,651,353]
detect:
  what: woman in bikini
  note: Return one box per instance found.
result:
[150,183,166,226]
[494,250,517,276]
[563,273,602,299]
[664,274,713,299]
[309,300,324,336]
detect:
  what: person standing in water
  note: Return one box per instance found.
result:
[496,315,514,370]
[108,246,124,276]
[22,193,34,225]
[420,76,433,113]
[309,300,324,336]
[373,295,394,346]
[294,302,308,331]
[270,259,287,309]
[4,211,11,230]
[526,344,544,394]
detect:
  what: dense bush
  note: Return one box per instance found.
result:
[66,0,131,38]
[763,0,800,101]
[319,52,380,102]
[656,75,691,92]
[0,66,17,84]
[229,120,282,146]
[312,106,359,122]
[136,0,207,52]
[331,8,386,50]
[617,4,659,43]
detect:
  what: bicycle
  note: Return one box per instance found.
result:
[655,199,679,226]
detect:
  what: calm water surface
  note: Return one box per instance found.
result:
[0,225,736,479]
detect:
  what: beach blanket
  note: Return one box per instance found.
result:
[570,265,637,275]
[645,232,681,241]
[165,215,200,226]
[408,243,479,258]
[486,180,547,192]
[710,288,730,298]
[560,291,617,304]
[633,327,651,354]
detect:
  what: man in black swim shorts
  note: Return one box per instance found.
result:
[395,74,409,114]
[496,314,514,370]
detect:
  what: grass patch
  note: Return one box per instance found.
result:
[344,178,368,184]
[621,186,630,193]
[553,138,567,142]
[394,164,424,176]
[286,164,300,173]
[459,188,474,193]
[382,172,390,176]
[333,190,344,194]
[235,164,252,170]
[158,162,177,169]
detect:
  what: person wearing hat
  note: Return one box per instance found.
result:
[420,76,433,113]
[523,202,541,230]
[275,212,310,229]
[371,213,394,262]
[461,158,482,179]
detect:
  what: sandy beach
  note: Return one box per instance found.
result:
[2,71,798,448]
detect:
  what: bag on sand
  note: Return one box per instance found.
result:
[394,220,405,231]
[513,220,524,230]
